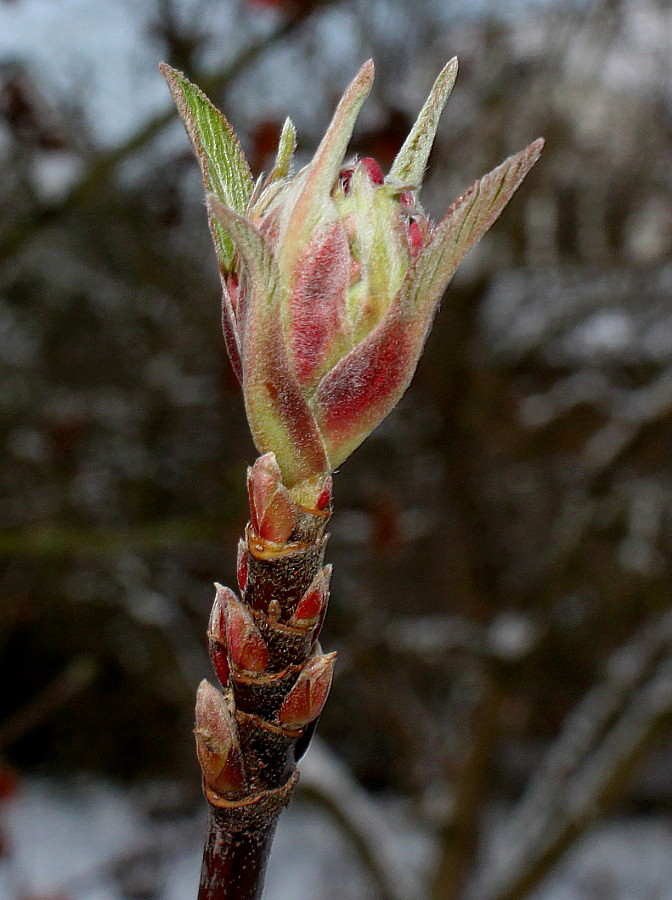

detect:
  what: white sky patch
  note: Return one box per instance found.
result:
[0,0,166,145]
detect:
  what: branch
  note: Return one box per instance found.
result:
[466,610,672,900]
[298,736,426,900]
[0,658,96,751]
[0,1,332,266]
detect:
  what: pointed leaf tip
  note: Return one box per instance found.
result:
[403,136,544,317]
[269,117,297,182]
[161,64,253,272]
[389,57,459,187]
[207,193,278,301]
[278,58,375,277]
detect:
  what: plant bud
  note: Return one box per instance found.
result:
[236,539,249,591]
[195,680,246,794]
[248,452,298,543]
[224,593,270,673]
[208,584,231,686]
[290,566,332,626]
[162,58,543,487]
[278,653,336,727]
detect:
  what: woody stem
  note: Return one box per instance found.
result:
[198,807,279,900]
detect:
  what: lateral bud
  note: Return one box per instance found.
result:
[248,453,298,543]
[290,565,332,626]
[278,652,337,728]
[316,475,333,512]
[225,592,270,673]
[208,584,231,686]
[194,680,246,794]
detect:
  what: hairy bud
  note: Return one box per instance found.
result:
[162,60,542,488]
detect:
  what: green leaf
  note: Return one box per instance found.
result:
[207,194,278,308]
[160,63,253,271]
[403,139,544,321]
[268,117,297,182]
[388,58,458,187]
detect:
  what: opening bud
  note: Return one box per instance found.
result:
[224,593,270,673]
[248,452,298,543]
[195,680,246,794]
[278,652,336,728]
[339,156,384,192]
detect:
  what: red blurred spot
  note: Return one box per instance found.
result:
[248,119,282,174]
[367,491,402,552]
[0,763,19,801]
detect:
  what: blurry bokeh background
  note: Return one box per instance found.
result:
[2,0,672,898]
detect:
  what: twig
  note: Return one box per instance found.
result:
[0,516,231,557]
[466,609,672,900]
[0,657,96,750]
[0,2,331,266]
[298,736,426,900]
[431,677,502,900]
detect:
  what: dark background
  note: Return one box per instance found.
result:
[2,0,672,897]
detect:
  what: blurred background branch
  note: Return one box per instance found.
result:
[2,0,672,898]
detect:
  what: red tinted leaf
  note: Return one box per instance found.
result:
[287,222,350,386]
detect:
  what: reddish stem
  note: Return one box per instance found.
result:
[198,807,278,900]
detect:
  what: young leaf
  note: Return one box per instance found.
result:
[160,63,254,271]
[388,58,458,187]
[269,117,297,183]
[402,139,545,318]
[277,60,375,277]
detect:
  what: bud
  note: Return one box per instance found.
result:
[195,680,246,794]
[224,592,270,672]
[278,652,336,727]
[162,60,543,486]
[247,452,298,542]
[289,566,331,626]
[208,584,231,686]
[316,475,333,511]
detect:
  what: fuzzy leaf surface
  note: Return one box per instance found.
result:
[277,60,374,278]
[388,58,458,187]
[160,64,253,271]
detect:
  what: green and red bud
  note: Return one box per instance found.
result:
[163,59,543,487]
[208,584,231,686]
[223,589,270,673]
[195,680,246,794]
[289,565,332,626]
[247,452,298,542]
[278,652,336,727]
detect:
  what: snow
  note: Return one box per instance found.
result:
[3,773,672,899]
